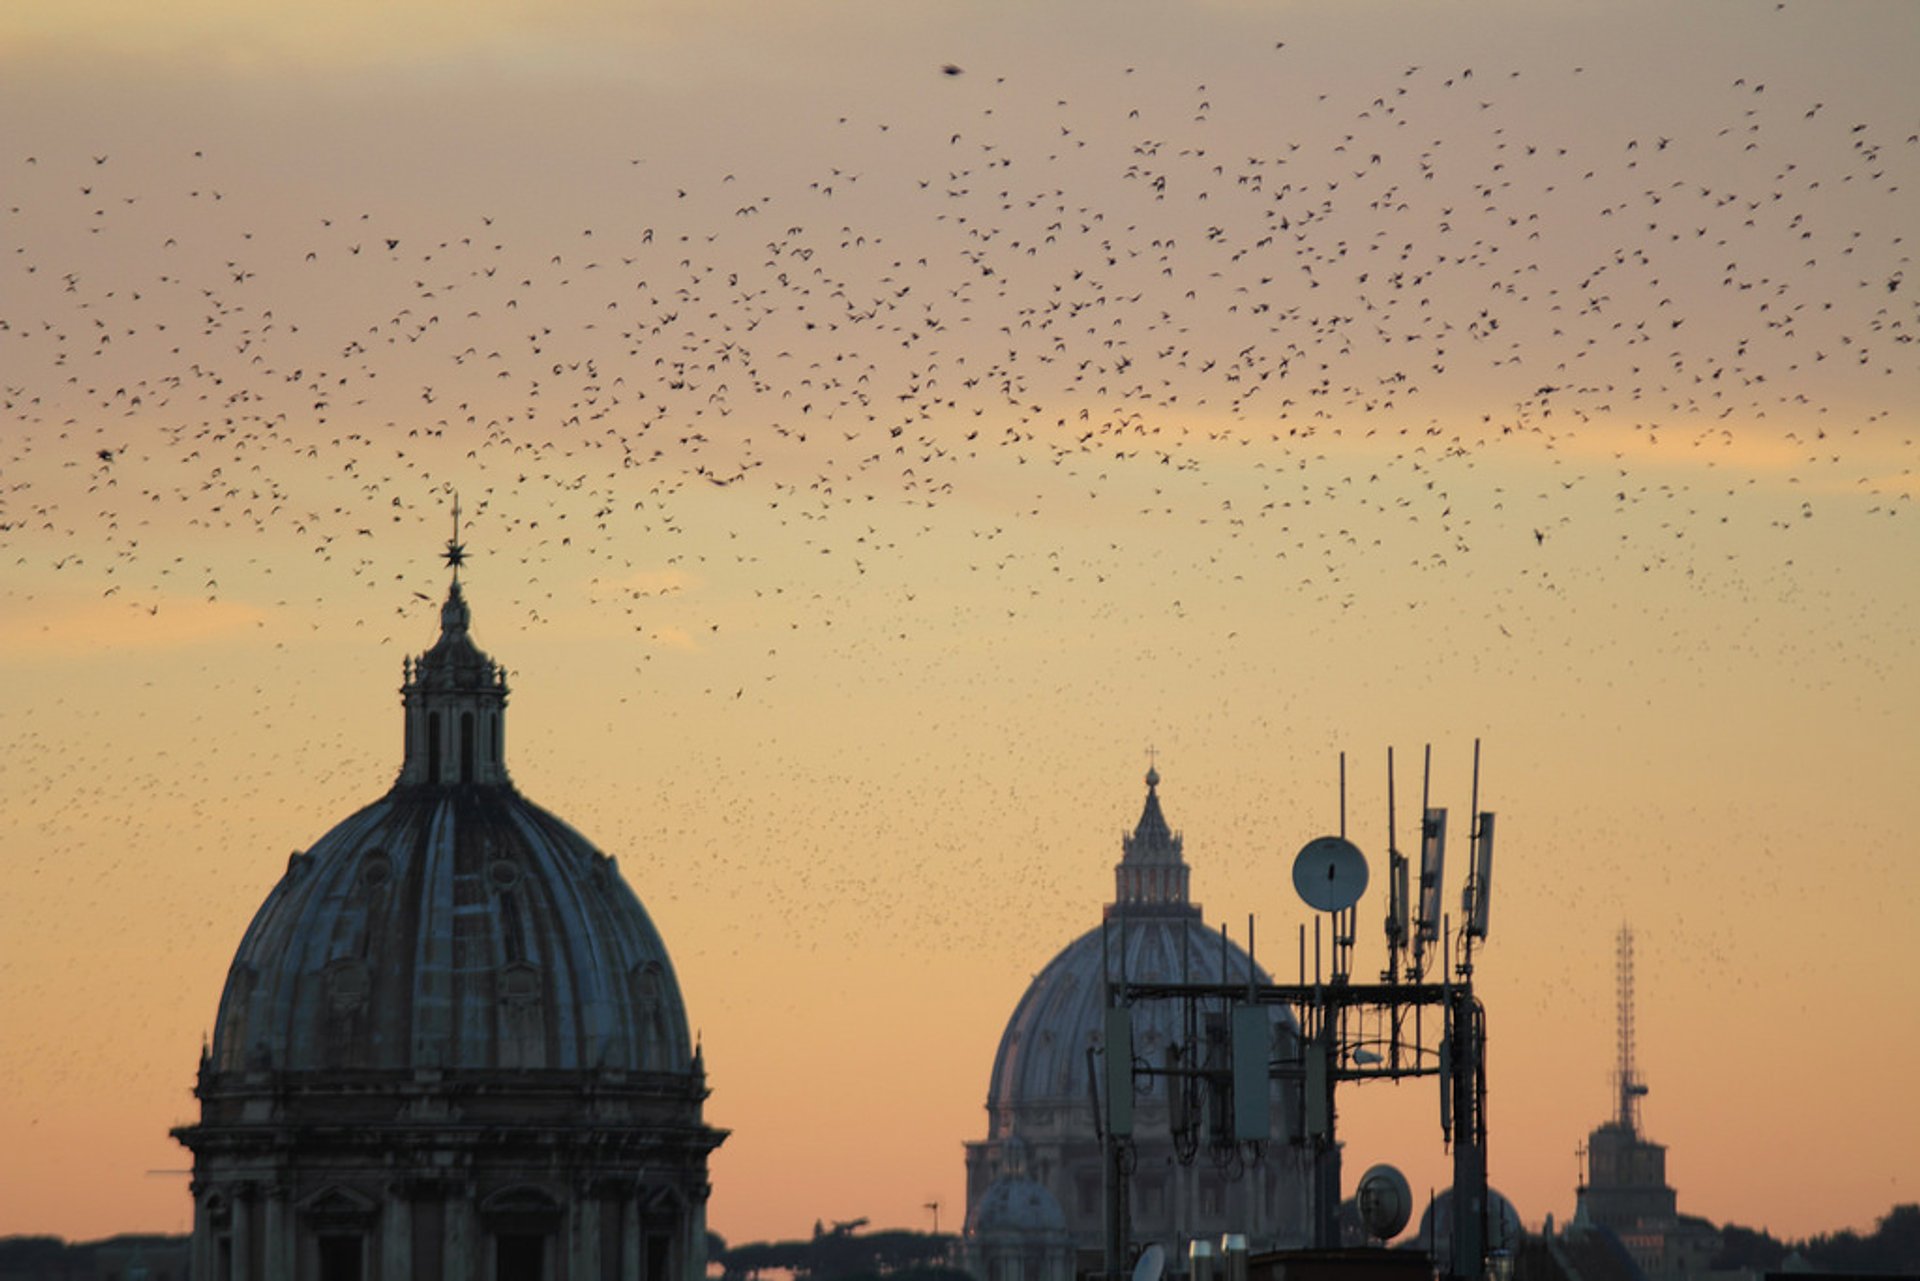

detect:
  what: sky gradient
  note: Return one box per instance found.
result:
[2,0,1916,1249]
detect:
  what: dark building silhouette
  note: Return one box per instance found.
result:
[1572,928,1716,1281]
[173,558,723,1281]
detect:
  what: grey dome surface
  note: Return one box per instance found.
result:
[1417,1187,1524,1253]
[213,787,691,1075]
[210,575,692,1078]
[967,1177,1069,1235]
[986,914,1289,1115]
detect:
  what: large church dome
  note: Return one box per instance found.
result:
[985,767,1294,1123]
[177,546,722,1281]
[211,577,691,1077]
[965,769,1311,1269]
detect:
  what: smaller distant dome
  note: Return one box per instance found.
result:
[967,1177,1068,1237]
[1416,1188,1523,1255]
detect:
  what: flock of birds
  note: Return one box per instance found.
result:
[2,16,1915,1241]
[4,40,1913,651]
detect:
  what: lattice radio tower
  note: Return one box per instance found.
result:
[1615,924,1648,1133]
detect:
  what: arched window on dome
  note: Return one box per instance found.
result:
[460,712,476,783]
[427,712,442,784]
[491,711,502,765]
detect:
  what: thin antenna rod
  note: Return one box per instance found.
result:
[1339,751,1348,840]
[1387,746,1397,856]
[1470,738,1482,822]
[1387,746,1400,979]
[1102,915,1112,999]
[1248,913,1257,999]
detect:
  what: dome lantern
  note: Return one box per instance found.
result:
[1109,765,1196,916]
[397,506,511,788]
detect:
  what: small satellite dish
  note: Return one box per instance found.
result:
[1356,1163,1413,1241]
[1292,836,1370,912]
[1132,1243,1167,1281]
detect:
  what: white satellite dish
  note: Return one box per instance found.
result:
[1356,1163,1413,1242]
[1292,836,1370,912]
[1132,1243,1167,1281]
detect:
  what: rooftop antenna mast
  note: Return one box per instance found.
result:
[1334,752,1356,980]
[1458,739,1494,977]
[1410,746,1446,981]
[1383,748,1409,984]
[1615,925,1648,1133]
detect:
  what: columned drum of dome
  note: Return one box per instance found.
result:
[174,567,724,1281]
[963,770,1311,1274]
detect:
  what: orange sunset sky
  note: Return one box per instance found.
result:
[2,0,1917,1250]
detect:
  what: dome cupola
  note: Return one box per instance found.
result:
[396,511,510,787]
[1109,763,1196,917]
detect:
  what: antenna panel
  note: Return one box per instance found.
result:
[1231,1004,1271,1141]
[1468,812,1494,939]
[1166,1043,1191,1138]
[1388,850,1410,946]
[1104,1006,1134,1137]
[1304,1037,1331,1140]
[1416,807,1447,942]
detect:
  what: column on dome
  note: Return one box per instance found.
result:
[262,1188,291,1281]
[570,1194,601,1281]
[691,1197,712,1281]
[679,1199,704,1281]
[234,1188,254,1281]
[445,1192,474,1281]
[622,1196,643,1281]
[190,1192,213,1281]
[384,1185,413,1281]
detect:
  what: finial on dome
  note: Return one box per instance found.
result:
[398,500,511,789]
[1145,743,1160,790]
[439,578,471,639]
[436,491,473,640]
[442,490,468,580]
